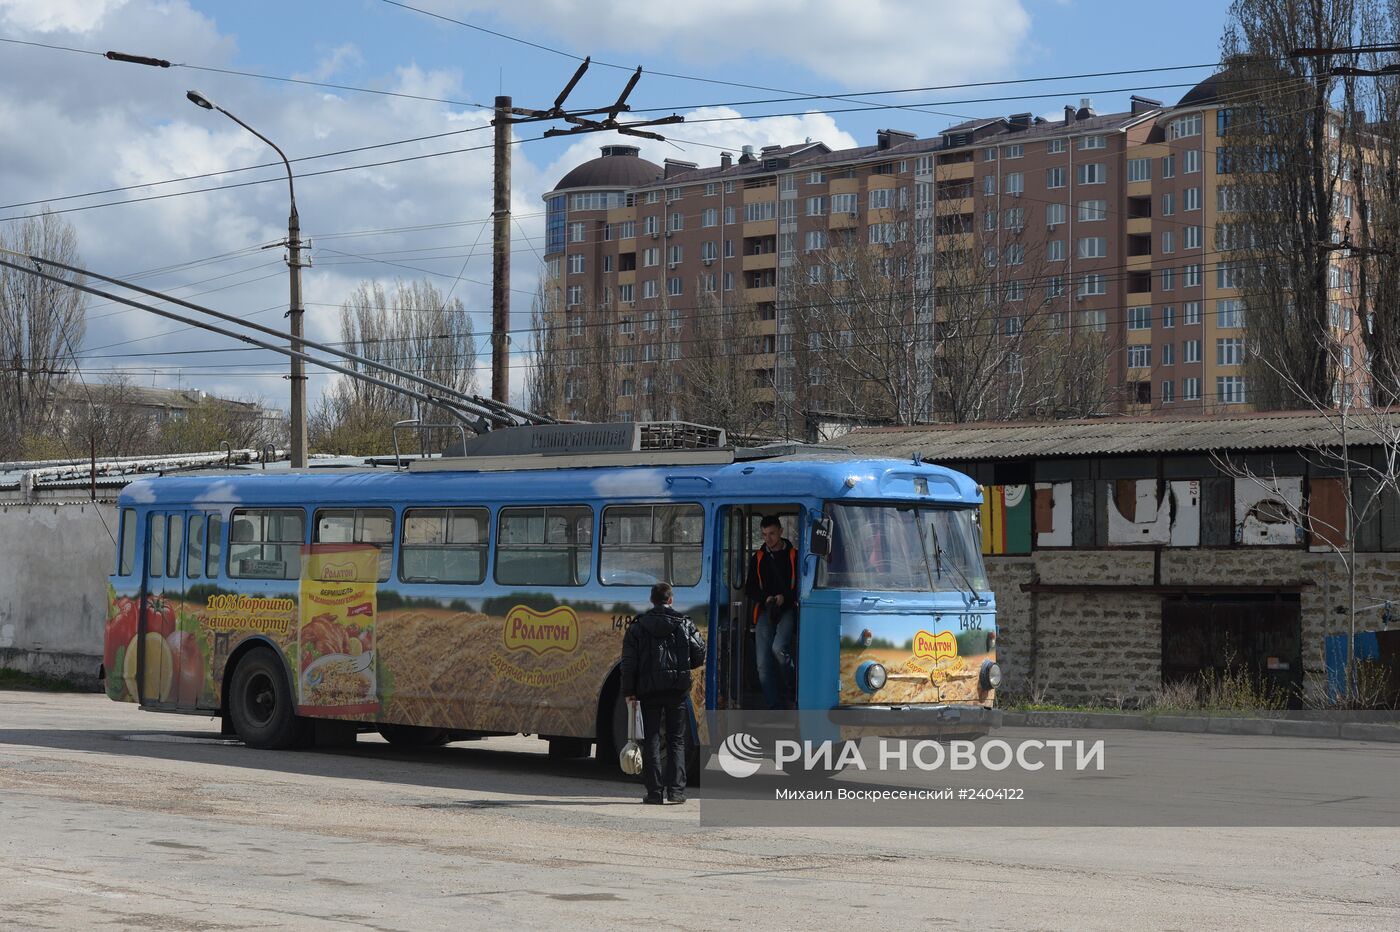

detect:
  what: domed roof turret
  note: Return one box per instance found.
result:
[552,145,663,191]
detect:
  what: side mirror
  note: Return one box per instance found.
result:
[810,516,833,558]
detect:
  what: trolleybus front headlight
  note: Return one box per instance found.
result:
[855,660,887,694]
[980,660,1003,691]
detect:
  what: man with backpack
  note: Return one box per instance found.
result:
[621,582,706,804]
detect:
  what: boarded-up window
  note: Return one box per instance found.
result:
[1307,478,1348,551]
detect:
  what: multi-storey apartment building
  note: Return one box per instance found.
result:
[541,71,1355,427]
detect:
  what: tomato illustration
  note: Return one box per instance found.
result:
[143,596,177,638]
[104,597,138,672]
[169,631,205,705]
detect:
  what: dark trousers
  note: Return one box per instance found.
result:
[640,690,688,798]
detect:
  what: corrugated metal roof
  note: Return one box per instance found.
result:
[840,411,1398,462]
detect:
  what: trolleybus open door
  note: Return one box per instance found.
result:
[716,504,803,710]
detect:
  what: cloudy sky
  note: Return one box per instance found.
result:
[0,0,1227,411]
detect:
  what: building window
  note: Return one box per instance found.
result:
[642,247,659,268]
[1077,200,1107,221]
[831,193,857,214]
[1184,187,1201,211]
[667,277,683,297]
[1047,239,1065,261]
[1128,306,1151,329]
[569,222,586,243]
[1184,339,1201,363]
[641,280,658,299]
[1078,236,1108,259]
[1183,264,1202,288]
[1004,207,1025,230]
[1217,263,1242,290]
[1184,226,1201,249]
[1047,274,1065,297]
[1046,203,1066,226]
[1046,167,1066,189]
[1162,154,1175,178]
[1005,144,1024,159]
[702,208,718,227]
[618,284,635,304]
[1076,163,1106,185]
[806,196,826,216]
[1217,375,1247,404]
[1079,135,1106,150]
[983,147,998,161]
[667,244,683,265]
[1184,149,1201,173]
[618,220,636,239]
[1004,172,1024,195]
[567,254,585,274]
[744,201,776,222]
[1168,114,1202,139]
[983,174,996,196]
[1161,304,1175,328]
[869,188,895,209]
[1048,138,1066,154]
[1184,377,1201,401]
[566,285,583,307]
[643,309,658,331]
[804,229,827,252]
[1078,273,1106,297]
[602,255,613,274]
[1162,230,1175,254]
[1162,380,1175,403]
[1162,341,1175,365]
[1128,345,1151,368]
[1081,309,1108,330]
[1217,337,1245,366]
[1184,301,1202,325]
[984,207,998,231]
[1161,267,1175,291]
[1127,158,1151,182]
[1005,243,1025,266]
[1162,192,1175,216]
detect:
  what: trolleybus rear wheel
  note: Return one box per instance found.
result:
[228,647,306,750]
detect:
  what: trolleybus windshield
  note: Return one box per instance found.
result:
[817,503,989,593]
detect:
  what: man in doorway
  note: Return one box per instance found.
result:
[746,515,799,709]
[621,582,706,804]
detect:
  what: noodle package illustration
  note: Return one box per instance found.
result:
[298,544,380,715]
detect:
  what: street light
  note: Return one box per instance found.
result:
[185,89,308,468]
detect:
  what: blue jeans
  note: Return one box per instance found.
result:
[755,604,795,709]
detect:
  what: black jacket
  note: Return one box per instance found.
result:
[745,540,799,616]
[620,605,706,698]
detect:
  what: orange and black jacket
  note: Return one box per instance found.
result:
[745,540,799,623]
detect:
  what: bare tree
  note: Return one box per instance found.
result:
[674,292,772,441]
[524,284,565,419]
[0,212,86,459]
[48,372,158,459]
[310,279,477,455]
[1222,0,1359,408]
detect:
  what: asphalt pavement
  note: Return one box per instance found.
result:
[1,693,1397,930]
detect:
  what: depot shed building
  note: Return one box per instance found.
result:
[842,411,1400,705]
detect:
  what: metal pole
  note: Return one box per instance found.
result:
[288,205,308,468]
[492,95,512,404]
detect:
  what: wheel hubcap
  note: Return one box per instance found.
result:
[244,671,276,726]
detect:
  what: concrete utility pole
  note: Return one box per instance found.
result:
[491,96,512,405]
[489,61,682,406]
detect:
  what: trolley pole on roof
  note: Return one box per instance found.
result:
[489,59,683,407]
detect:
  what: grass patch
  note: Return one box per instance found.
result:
[0,667,88,692]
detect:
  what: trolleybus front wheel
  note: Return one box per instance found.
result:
[228,647,306,750]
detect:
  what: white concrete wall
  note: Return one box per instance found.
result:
[0,502,116,686]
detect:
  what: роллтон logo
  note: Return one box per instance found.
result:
[716,732,764,778]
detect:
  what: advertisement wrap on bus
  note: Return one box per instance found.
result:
[102,444,999,771]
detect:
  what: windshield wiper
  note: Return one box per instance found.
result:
[906,505,938,593]
[929,516,989,605]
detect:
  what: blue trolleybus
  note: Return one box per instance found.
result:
[102,434,1000,766]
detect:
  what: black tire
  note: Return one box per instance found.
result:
[377,723,451,747]
[228,647,306,750]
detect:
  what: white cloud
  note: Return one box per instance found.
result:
[0,0,128,33]
[439,0,1031,88]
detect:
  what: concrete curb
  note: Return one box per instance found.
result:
[999,709,1400,742]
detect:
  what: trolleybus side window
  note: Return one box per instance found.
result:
[494,505,593,587]
[314,508,394,582]
[401,507,489,584]
[205,514,222,579]
[166,514,183,579]
[149,512,166,579]
[187,514,205,580]
[117,508,136,576]
[600,503,704,587]
[228,508,305,580]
